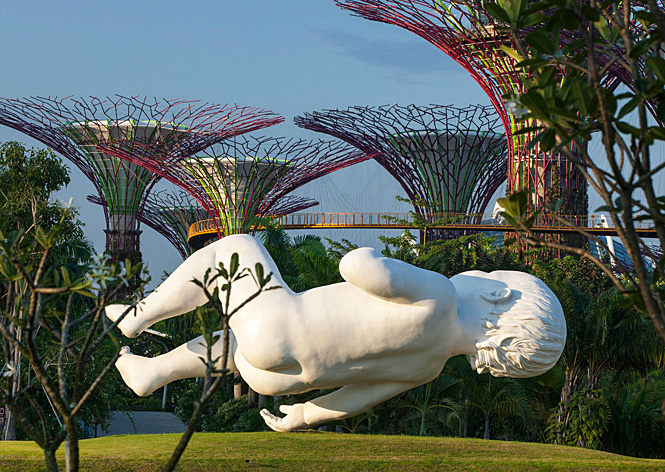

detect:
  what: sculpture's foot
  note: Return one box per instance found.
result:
[115,347,161,397]
[106,304,144,338]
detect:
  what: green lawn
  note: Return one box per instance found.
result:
[0,432,664,471]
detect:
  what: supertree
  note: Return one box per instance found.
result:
[0,95,282,262]
[88,190,207,260]
[296,104,507,239]
[97,135,370,249]
[333,0,613,231]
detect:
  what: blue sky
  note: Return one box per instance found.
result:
[0,1,491,283]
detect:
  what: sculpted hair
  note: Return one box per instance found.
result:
[465,271,566,378]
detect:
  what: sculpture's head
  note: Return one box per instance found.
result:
[451,270,566,378]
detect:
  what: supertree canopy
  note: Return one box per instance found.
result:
[97,135,370,249]
[0,95,283,261]
[296,104,507,232]
[335,0,597,223]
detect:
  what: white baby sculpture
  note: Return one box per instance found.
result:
[106,234,566,432]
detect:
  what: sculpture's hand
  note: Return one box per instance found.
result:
[260,404,307,432]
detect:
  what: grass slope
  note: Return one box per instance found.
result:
[0,432,664,471]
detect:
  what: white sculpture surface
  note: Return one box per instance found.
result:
[106,234,566,432]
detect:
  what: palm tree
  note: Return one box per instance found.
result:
[467,376,531,440]
[395,375,461,436]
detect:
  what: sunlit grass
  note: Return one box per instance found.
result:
[1,432,664,471]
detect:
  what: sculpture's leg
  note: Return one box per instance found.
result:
[260,380,420,432]
[107,234,285,337]
[115,329,238,397]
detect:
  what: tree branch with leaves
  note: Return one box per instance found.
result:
[486,0,665,342]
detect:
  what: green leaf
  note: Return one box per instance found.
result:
[630,36,659,59]
[614,196,624,212]
[617,95,642,120]
[484,2,511,23]
[648,126,665,141]
[216,263,228,281]
[539,128,557,151]
[501,213,518,226]
[615,121,641,137]
[497,189,530,220]
[512,125,544,136]
[521,13,547,28]
[504,237,517,246]
[569,78,590,116]
[525,29,554,53]
[550,198,565,212]
[634,10,655,28]
[499,45,524,63]
[646,57,665,81]
[581,6,600,21]
[229,252,239,278]
[59,266,71,287]
[255,263,265,286]
[594,205,620,213]
[593,17,614,42]
[657,101,665,123]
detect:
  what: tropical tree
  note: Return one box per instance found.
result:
[394,376,461,436]
[0,212,146,472]
[257,224,345,291]
[602,373,665,457]
[466,375,532,440]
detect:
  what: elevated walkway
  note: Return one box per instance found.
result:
[187,212,658,244]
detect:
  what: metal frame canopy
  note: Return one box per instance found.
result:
[333,0,605,223]
[296,104,507,225]
[97,135,372,245]
[0,95,283,259]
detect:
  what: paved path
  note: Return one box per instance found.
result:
[98,411,186,437]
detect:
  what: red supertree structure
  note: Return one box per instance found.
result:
[0,95,282,262]
[98,135,369,249]
[296,104,507,239]
[334,0,624,231]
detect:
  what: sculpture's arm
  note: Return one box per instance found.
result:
[260,380,419,432]
[339,247,454,305]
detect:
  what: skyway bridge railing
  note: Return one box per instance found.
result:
[188,212,659,241]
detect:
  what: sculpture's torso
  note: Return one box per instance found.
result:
[230,277,459,396]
